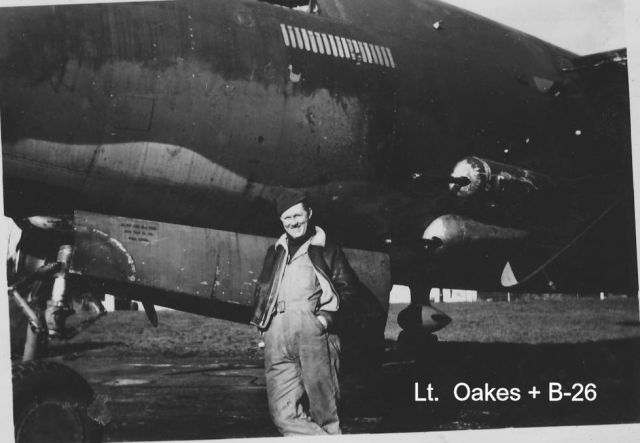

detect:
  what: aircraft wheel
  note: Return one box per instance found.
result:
[13,360,102,443]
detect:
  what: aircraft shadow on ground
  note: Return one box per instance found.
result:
[341,337,640,432]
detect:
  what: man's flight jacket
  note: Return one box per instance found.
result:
[251,226,358,332]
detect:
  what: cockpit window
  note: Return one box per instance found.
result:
[259,0,319,14]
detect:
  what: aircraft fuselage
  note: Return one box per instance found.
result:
[1,0,633,291]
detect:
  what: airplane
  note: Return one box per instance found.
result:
[0,0,636,441]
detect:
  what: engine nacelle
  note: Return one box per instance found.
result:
[450,156,555,199]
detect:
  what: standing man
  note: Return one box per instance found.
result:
[251,190,358,435]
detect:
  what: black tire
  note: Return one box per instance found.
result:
[12,360,103,443]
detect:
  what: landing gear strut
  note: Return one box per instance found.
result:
[9,244,107,443]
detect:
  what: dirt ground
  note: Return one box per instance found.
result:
[41,298,640,440]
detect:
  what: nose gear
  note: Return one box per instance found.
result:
[43,245,75,337]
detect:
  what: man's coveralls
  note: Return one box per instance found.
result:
[259,228,342,435]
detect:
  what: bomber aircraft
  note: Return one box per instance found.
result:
[0,0,636,441]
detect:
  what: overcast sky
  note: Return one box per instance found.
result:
[443,0,626,55]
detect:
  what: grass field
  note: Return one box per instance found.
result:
[62,307,261,358]
[387,298,640,344]
[54,297,640,359]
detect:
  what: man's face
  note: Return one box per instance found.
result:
[280,202,312,239]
